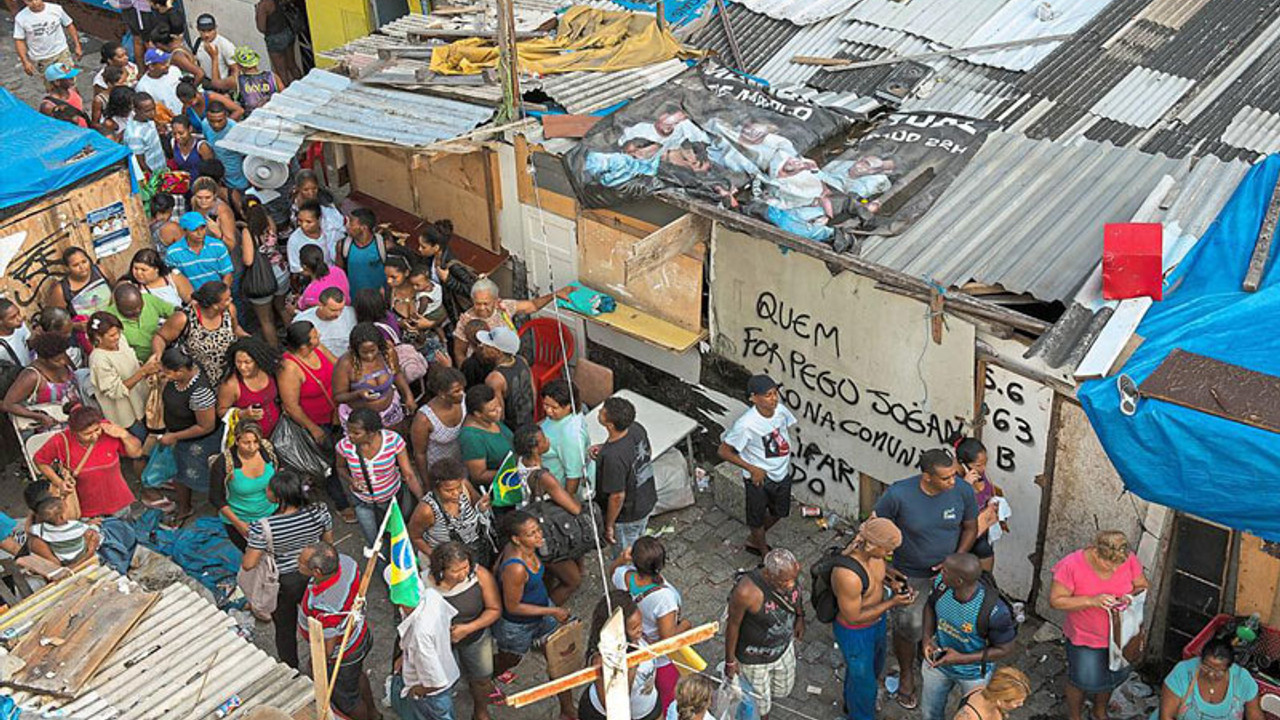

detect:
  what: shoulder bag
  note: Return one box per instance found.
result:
[237,518,280,620]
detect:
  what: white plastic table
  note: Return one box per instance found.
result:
[584,389,700,476]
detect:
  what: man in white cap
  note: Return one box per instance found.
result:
[479,325,535,430]
[719,373,798,557]
[12,0,81,88]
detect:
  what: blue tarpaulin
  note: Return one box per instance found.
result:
[1079,155,1280,542]
[133,510,244,607]
[0,87,131,211]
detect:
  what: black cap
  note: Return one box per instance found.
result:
[747,374,777,397]
[196,13,217,30]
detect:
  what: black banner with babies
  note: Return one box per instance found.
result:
[563,62,996,251]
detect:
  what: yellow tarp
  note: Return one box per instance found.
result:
[429,6,697,75]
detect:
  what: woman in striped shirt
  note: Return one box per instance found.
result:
[336,408,424,546]
[241,469,333,669]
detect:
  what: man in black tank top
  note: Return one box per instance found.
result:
[477,326,536,431]
[725,549,805,719]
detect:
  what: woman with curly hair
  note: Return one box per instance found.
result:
[0,331,82,429]
[334,321,417,433]
[217,336,282,437]
[210,421,279,550]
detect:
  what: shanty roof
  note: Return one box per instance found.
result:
[218,69,494,160]
[857,131,1188,304]
[0,565,312,718]
[731,0,857,26]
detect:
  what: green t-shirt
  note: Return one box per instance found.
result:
[540,413,590,483]
[459,423,514,470]
[105,294,175,363]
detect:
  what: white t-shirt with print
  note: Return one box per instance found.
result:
[611,565,682,666]
[722,405,797,482]
[13,3,72,61]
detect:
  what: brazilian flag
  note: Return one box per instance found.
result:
[386,503,420,608]
[491,452,523,508]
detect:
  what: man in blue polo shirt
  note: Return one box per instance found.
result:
[167,212,233,291]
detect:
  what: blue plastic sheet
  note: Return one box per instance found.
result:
[133,510,244,607]
[0,88,131,210]
[1079,155,1280,541]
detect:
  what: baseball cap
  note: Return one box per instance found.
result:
[747,374,778,397]
[43,62,80,82]
[179,212,207,231]
[195,13,217,30]
[233,46,261,68]
[477,326,520,355]
[144,48,171,65]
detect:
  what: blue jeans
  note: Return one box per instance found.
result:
[390,676,456,720]
[833,617,886,720]
[615,516,650,555]
[920,659,989,720]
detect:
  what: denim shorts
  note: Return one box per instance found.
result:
[1066,640,1129,694]
[456,631,494,679]
[494,615,558,655]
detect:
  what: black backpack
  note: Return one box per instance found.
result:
[926,571,1019,672]
[811,546,870,623]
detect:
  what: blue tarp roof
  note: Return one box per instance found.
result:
[1079,155,1280,542]
[0,87,131,211]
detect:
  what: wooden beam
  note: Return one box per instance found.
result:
[624,213,710,281]
[655,190,1052,336]
[504,622,720,708]
[1244,176,1280,291]
[405,27,547,41]
[308,618,330,720]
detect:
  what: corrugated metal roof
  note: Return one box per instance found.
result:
[858,131,1186,303]
[1134,0,1214,29]
[900,57,1024,119]
[684,2,802,73]
[217,69,348,161]
[1089,66,1196,127]
[1221,105,1280,154]
[962,0,1116,72]
[0,566,312,718]
[838,20,936,54]
[752,9,855,87]
[847,0,1009,49]
[734,0,858,25]
[541,58,689,112]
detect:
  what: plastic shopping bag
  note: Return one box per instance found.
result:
[141,444,178,488]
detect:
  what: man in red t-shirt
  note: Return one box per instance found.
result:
[297,541,377,720]
[33,407,140,519]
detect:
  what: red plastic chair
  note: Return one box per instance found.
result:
[519,318,575,419]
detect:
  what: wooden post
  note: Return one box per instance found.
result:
[1245,176,1280,291]
[504,622,720,708]
[308,618,330,720]
[600,609,630,720]
[494,0,521,124]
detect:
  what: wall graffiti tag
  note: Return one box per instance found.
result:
[3,229,69,307]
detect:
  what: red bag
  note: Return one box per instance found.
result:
[1103,223,1163,300]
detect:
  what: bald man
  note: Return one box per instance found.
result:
[920,553,1018,720]
[104,282,175,363]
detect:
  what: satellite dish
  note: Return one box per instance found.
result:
[243,156,289,190]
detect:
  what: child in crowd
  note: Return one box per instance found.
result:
[407,264,448,357]
[28,496,98,567]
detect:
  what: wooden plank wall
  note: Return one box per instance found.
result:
[0,167,148,312]
[1236,533,1280,624]
[577,210,705,333]
[347,144,503,254]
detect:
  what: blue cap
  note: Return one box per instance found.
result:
[44,62,80,81]
[179,212,207,231]
[144,48,171,65]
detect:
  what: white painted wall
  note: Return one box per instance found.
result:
[979,363,1054,601]
[709,226,976,517]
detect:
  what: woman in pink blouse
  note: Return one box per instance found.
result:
[296,244,349,311]
[1050,531,1150,720]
